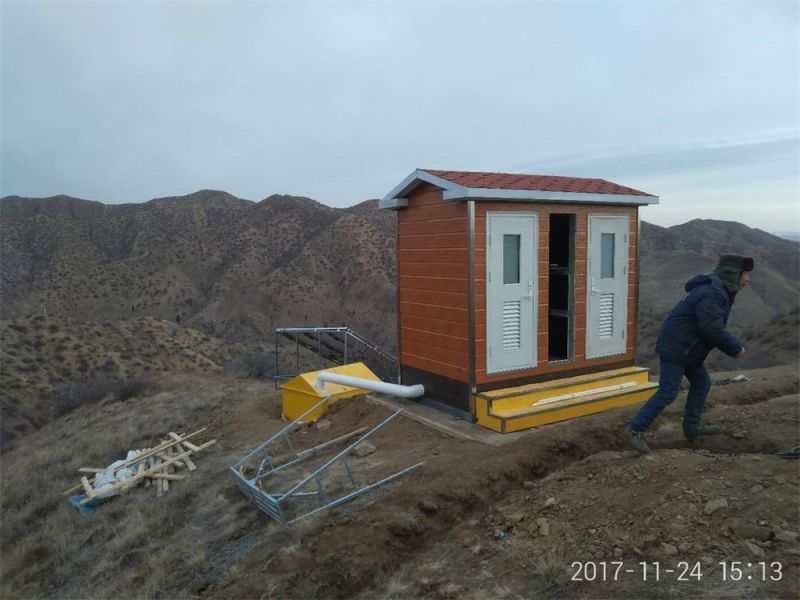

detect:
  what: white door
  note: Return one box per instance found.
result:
[586,215,629,359]
[486,213,537,374]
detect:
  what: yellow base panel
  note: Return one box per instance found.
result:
[474,366,657,433]
[482,366,650,414]
[475,396,504,431]
[503,387,656,433]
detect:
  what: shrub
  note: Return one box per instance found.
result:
[224,353,274,380]
[47,376,115,417]
[116,376,153,401]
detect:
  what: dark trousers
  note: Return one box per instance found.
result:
[629,360,711,433]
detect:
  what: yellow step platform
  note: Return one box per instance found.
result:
[475,366,658,433]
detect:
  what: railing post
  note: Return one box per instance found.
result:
[274,330,279,389]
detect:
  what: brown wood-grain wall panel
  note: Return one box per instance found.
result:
[399,262,468,278]
[399,218,467,235]
[400,276,468,293]
[402,353,468,382]
[474,202,639,386]
[401,328,468,352]
[398,184,469,383]
[399,249,466,263]
[402,315,468,338]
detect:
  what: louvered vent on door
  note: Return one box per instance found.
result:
[502,301,522,351]
[598,293,614,338]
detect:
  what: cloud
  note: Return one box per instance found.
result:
[510,131,799,181]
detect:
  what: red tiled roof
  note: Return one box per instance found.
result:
[423,169,650,197]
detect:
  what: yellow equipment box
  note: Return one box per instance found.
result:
[281,362,380,423]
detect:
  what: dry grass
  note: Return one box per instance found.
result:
[0,374,285,599]
[0,315,262,447]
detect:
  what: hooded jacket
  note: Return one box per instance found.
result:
[655,273,743,366]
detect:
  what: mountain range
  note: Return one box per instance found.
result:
[3,190,796,345]
[1,190,797,442]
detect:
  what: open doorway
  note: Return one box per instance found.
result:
[548,214,575,362]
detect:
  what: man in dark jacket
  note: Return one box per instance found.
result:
[624,254,754,453]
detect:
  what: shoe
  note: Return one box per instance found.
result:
[624,426,650,454]
[684,423,721,442]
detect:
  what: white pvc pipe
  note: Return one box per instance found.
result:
[315,372,424,398]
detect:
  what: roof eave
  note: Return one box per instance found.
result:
[379,169,468,210]
[445,187,659,205]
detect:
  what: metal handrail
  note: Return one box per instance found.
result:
[274,326,398,385]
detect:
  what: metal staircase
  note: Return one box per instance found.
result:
[273,326,398,385]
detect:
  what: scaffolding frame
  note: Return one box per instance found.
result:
[231,397,423,525]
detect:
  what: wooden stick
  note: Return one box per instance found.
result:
[162,448,171,493]
[78,468,105,474]
[169,432,200,452]
[80,440,216,504]
[155,456,164,497]
[174,443,197,471]
[156,452,186,469]
[138,462,149,487]
[64,428,208,495]
[149,473,185,481]
[81,476,95,499]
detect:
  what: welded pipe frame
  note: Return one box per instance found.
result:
[315,372,424,398]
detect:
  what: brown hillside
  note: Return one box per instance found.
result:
[0,315,253,445]
[0,191,396,346]
[636,220,800,366]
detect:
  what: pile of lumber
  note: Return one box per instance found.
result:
[63,428,216,505]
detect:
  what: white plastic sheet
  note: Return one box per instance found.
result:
[91,450,143,496]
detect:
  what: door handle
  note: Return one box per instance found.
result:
[524,280,534,300]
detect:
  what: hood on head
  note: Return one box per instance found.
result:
[685,273,714,292]
[713,254,754,296]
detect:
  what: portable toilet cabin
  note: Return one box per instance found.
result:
[380,169,661,433]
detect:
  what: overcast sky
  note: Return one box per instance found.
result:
[2,0,798,232]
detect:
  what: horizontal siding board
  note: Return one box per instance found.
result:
[399,232,467,249]
[401,327,468,353]
[399,248,466,263]
[403,339,468,367]
[401,353,468,382]
[398,202,465,222]
[400,276,467,293]
[399,218,467,235]
[400,301,467,323]
[402,315,468,338]
[405,184,445,206]
[400,288,472,308]
[399,262,468,278]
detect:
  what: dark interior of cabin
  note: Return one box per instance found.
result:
[548,213,575,362]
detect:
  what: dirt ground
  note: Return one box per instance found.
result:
[1,365,798,599]
[213,364,800,600]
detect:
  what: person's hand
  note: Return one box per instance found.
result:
[735,347,746,358]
